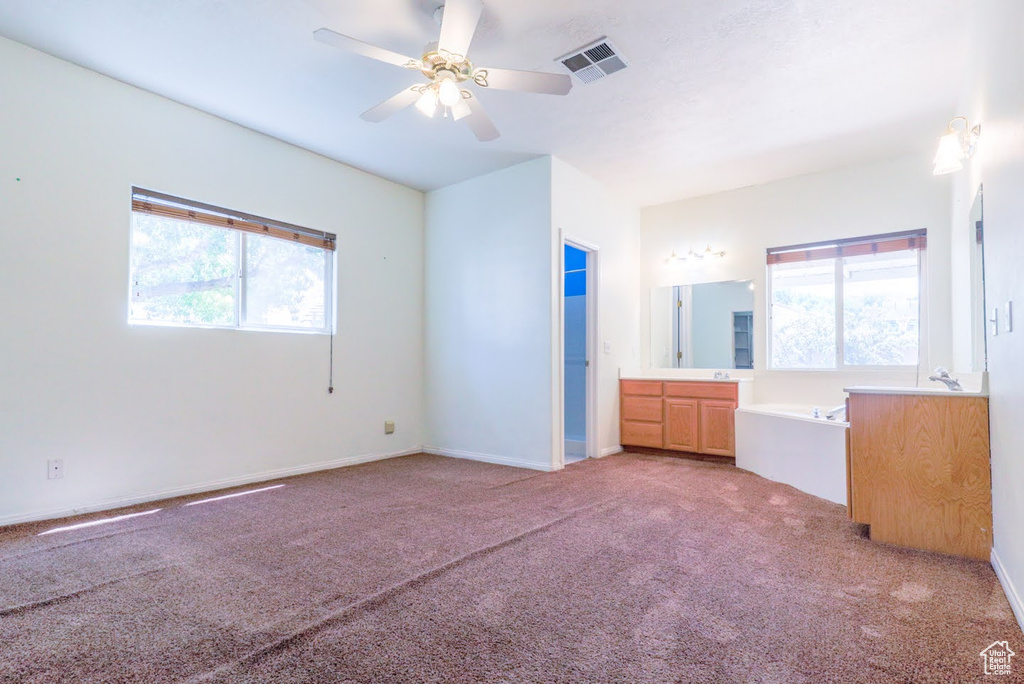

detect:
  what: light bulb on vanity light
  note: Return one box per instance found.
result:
[932,116,981,175]
[933,130,965,174]
[667,250,685,263]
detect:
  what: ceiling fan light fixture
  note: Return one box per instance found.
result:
[415,88,439,117]
[314,0,573,141]
[450,94,472,121]
[437,76,462,108]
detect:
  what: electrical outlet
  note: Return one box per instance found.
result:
[47,459,64,480]
[384,421,395,435]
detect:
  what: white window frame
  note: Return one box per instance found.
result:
[128,190,336,335]
[766,238,927,371]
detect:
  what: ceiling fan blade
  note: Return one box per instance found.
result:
[361,87,423,123]
[313,28,420,69]
[437,0,483,58]
[475,67,572,95]
[463,94,499,142]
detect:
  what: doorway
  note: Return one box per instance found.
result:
[563,240,596,465]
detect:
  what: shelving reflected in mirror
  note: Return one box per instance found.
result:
[651,280,755,369]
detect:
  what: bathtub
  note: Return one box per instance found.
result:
[734,404,848,505]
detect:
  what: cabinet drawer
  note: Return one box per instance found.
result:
[664,381,738,401]
[621,380,663,396]
[621,396,663,422]
[621,421,664,448]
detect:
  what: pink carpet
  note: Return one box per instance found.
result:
[1,452,1020,682]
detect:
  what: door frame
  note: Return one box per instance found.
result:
[558,233,600,468]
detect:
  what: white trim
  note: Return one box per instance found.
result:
[992,547,1024,635]
[555,229,566,470]
[0,448,420,528]
[600,446,624,458]
[424,446,558,472]
[584,246,599,460]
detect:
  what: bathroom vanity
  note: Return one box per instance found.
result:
[845,386,992,560]
[620,379,748,458]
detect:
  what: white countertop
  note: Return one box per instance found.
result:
[620,375,753,384]
[844,385,988,398]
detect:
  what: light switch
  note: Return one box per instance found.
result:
[603,342,612,354]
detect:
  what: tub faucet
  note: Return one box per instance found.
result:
[928,367,963,391]
[825,404,846,421]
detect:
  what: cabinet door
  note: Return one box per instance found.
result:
[699,400,736,456]
[664,399,699,452]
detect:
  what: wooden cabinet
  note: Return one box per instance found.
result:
[846,391,992,560]
[620,380,738,457]
[664,399,699,451]
[699,400,737,456]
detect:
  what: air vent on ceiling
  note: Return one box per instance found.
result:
[557,38,628,84]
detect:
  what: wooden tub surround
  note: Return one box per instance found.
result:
[846,388,993,560]
[620,380,739,459]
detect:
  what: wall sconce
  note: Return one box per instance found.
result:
[667,245,726,263]
[932,116,981,175]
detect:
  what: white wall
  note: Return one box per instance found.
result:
[640,155,952,407]
[424,157,556,470]
[0,38,425,524]
[649,286,675,368]
[424,157,640,469]
[953,0,1024,631]
[551,158,642,458]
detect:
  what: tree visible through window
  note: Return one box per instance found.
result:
[768,232,923,369]
[129,189,334,333]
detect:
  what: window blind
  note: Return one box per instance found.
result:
[131,187,336,251]
[766,229,925,265]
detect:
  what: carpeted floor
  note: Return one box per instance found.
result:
[1,453,1020,683]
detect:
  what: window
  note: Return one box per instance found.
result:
[767,230,925,369]
[129,188,335,333]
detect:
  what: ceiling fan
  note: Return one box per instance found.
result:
[313,0,572,141]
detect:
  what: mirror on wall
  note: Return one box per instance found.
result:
[651,280,755,369]
[970,185,988,371]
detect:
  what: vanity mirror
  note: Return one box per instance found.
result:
[969,185,988,372]
[651,280,755,369]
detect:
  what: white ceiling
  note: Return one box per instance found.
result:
[0,0,967,206]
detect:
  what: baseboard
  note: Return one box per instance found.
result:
[600,446,624,458]
[423,446,557,472]
[0,448,421,528]
[992,547,1024,635]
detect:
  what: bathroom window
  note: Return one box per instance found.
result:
[767,230,925,369]
[129,188,335,333]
